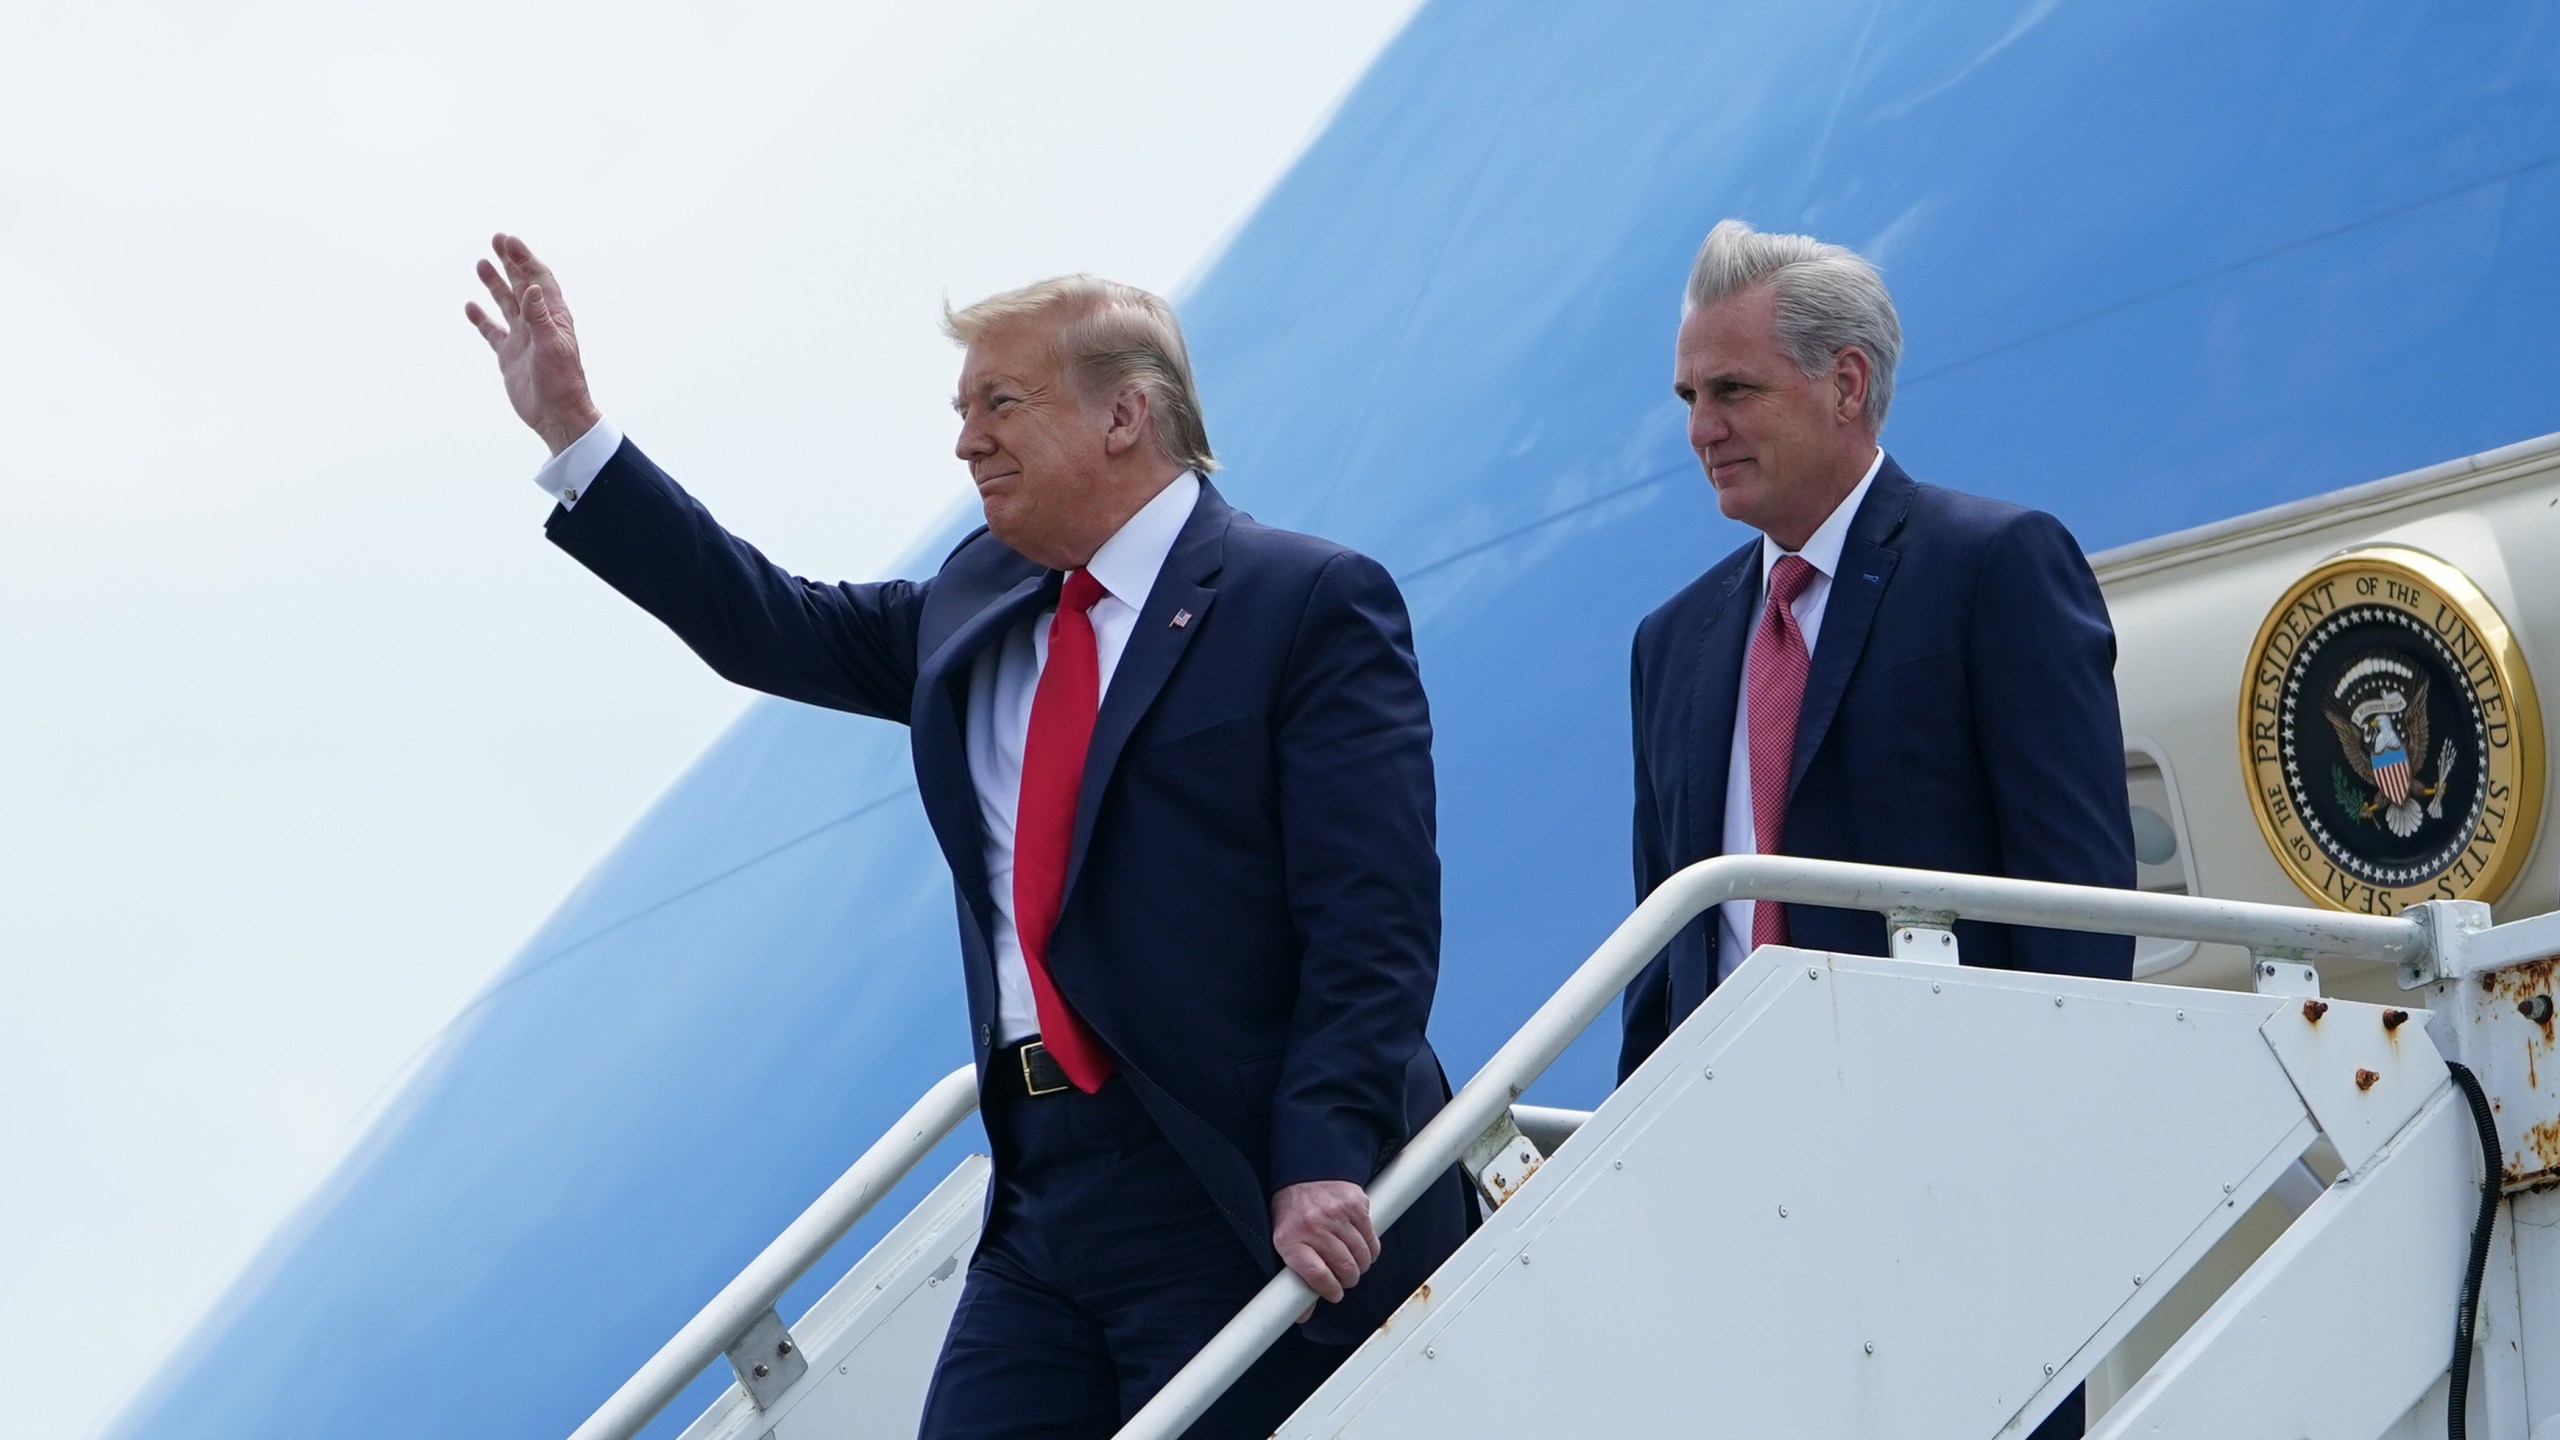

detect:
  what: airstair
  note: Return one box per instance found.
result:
[568,858,2560,1439]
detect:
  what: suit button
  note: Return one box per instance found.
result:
[979,1023,991,1047]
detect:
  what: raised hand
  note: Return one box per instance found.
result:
[1271,1179,1379,1320]
[464,233,603,455]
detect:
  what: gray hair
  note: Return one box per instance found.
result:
[943,275,1217,474]
[1684,220,1901,433]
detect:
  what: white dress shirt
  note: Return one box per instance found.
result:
[533,419,1202,1042]
[964,473,1198,1041]
[1715,448,1883,982]
[531,417,625,509]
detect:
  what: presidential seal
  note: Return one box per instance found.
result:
[2241,546,2542,914]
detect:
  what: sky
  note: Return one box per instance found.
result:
[0,4,1425,1435]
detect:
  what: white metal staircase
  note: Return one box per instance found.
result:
[568,857,2560,1439]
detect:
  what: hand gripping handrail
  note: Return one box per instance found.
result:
[568,1064,982,1440]
[1111,854,2427,1440]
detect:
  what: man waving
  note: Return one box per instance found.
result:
[466,235,1467,1439]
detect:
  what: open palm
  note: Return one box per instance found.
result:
[465,233,601,454]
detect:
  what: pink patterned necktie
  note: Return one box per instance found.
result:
[1746,555,1820,951]
[1011,569,1115,1092]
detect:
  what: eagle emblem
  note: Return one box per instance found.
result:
[2242,546,2540,913]
[2322,654,2457,838]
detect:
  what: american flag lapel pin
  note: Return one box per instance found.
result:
[1170,608,1192,629]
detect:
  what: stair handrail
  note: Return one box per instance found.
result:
[1111,853,2429,1440]
[567,1063,982,1440]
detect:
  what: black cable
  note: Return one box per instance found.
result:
[2445,1061,2501,1440]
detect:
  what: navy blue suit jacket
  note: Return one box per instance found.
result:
[1619,456,2137,1080]
[547,443,1467,1343]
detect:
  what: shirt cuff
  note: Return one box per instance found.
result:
[531,418,624,510]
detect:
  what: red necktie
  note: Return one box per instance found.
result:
[1746,555,1819,951]
[1011,569,1116,1092]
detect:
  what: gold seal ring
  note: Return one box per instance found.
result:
[2238,545,2541,913]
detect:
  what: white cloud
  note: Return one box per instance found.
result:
[0,5,1421,1436]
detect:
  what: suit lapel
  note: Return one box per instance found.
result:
[1685,543,1760,866]
[1787,457,1914,794]
[913,567,1053,923]
[1060,482,1232,904]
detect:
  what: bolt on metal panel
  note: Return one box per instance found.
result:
[1460,1112,1544,1210]
[723,1308,806,1411]
[2464,953,2560,1192]
[1889,922,1959,965]
[2257,994,2447,1179]
[2250,959,2321,998]
[2414,901,2560,1192]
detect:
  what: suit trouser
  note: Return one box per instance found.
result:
[916,1067,1350,1440]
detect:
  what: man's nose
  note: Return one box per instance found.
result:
[1689,406,1726,451]
[955,418,993,463]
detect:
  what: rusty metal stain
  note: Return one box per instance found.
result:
[2382,1008,2410,1032]
[2483,953,2559,1094]
[2355,1068,2381,1092]
[2301,999,2329,1022]
[1500,1151,1546,1203]
[1379,1281,1436,1335]
[2475,957,2560,1185]
[2481,953,2560,1009]
[2514,1115,2560,1191]
[2496,961,2560,1186]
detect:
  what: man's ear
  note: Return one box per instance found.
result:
[1102,386,1153,457]
[1831,347,1874,428]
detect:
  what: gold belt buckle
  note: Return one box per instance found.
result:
[1020,1040,1070,1097]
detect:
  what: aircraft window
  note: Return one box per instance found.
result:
[2125,742,2200,977]
[2131,802,2179,867]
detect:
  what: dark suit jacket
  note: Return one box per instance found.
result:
[1620,455,2137,1080]
[547,442,1467,1343]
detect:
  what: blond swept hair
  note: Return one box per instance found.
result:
[943,275,1217,474]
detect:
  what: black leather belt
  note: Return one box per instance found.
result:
[1000,1038,1074,1098]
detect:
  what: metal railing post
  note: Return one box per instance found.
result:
[567,1064,982,1440]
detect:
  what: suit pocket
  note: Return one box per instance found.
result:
[1848,650,1971,793]
[1236,1050,1283,1114]
[1879,648,1957,682]
[1872,651,1963,721]
[1141,713,1260,772]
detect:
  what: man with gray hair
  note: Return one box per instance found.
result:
[464,236,1468,1438]
[1616,220,2133,1438]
